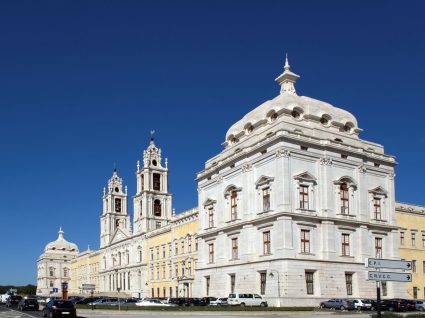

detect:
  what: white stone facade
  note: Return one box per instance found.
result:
[37,228,79,296]
[193,58,406,306]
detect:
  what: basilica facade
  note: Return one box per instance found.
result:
[192,57,405,306]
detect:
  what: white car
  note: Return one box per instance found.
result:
[228,293,267,307]
[352,299,372,310]
[209,297,228,306]
[135,299,176,307]
[0,294,10,303]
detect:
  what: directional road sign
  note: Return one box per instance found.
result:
[366,258,412,270]
[367,271,412,282]
[82,284,96,291]
[52,288,58,293]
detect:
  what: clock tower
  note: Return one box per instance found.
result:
[100,167,130,248]
[133,134,173,234]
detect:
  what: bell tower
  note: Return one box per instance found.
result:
[133,132,173,234]
[100,167,130,248]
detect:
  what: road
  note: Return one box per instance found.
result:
[0,304,407,318]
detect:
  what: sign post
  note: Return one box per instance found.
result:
[365,258,412,318]
[82,284,96,311]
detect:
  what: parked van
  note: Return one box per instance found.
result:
[228,293,267,307]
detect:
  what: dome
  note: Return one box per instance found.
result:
[44,227,79,253]
[225,56,360,143]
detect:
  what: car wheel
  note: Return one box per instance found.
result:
[340,306,345,310]
[320,304,325,309]
[240,302,246,307]
[389,307,394,312]
[260,302,266,307]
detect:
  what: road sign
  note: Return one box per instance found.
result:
[366,258,412,270]
[367,271,412,282]
[82,284,96,291]
[52,288,58,293]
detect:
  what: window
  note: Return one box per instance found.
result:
[151,288,154,297]
[413,260,417,273]
[412,232,416,246]
[64,268,69,277]
[230,274,236,294]
[156,247,159,260]
[345,273,353,295]
[188,261,192,276]
[375,238,382,258]
[154,200,161,217]
[301,230,310,253]
[181,241,185,254]
[188,238,192,253]
[373,198,381,220]
[340,183,349,214]
[208,208,214,228]
[175,264,178,277]
[156,267,159,280]
[150,248,153,261]
[263,231,271,255]
[163,287,166,297]
[50,281,54,288]
[305,271,314,295]
[205,276,210,296]
[169,287,173,298]
[382,282,387,296]
[208,243,214,263]
[181,261,185,277]
[169,263,172,278]
[255,273,265,297]
[162,246,166,258]
[423,261,425,274]
[262,188,270,211]
[49,267,55,277]
[414,287,418,299]
[168,243,172,257]
[175,242,178,255]
[153,173,161,191]
[115,198,122,212]
[341,234,350,256]
[400,232,405,245]
[231,238,238,259]
[299,185,309,209]
[141,174,145,191]
[138,248,142,262]
[300,145,308,151]
[422,233,425,247]
[230,191,238,220]
[140,200,143,216]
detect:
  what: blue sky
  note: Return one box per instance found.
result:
[0,1,424,285]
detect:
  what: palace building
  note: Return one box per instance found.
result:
[192,57,405,305]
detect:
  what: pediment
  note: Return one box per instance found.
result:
[293,171,317,183]
[223,184,242,196]
[369,186,388,196]
[334,176,357,188]
[110,227,130,244]
[255,175,275,187]
[203,198,217,206]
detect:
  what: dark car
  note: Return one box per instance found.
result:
[403,299,416,311]
[17,298,39,311]
[183,298,205,306]
[42,299,76,318]
[319,298,354,310]
[382,299,406,312]
[6,295,23,307]
[201,297,218,305]
[168,298,187,306]
[75,297,99,304]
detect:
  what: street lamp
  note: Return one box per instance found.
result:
[269,270,281,307]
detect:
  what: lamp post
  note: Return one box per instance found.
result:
[269,270,281,307]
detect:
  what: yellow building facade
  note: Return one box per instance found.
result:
[395,202,425,299]
[146,208,198,298]
[69,249,100,295]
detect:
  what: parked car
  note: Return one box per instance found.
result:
[201,297,217,305]
[403,299,416,311]
[108,298,139,306]
[75,297,99,304]
[415,300,425,311]
[17,298,39,311]
[135,299,176,306]
[210,297,228,306]
[183,298,205,306]
[352,299,372,310]
[319,298,354,310]
[168,298,187,306]
[228,293,267,307]
[88,297,118,305]
[42,299,76,318]
[382,299,406,312]
[6,295,23,307]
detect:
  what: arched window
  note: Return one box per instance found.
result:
[63,268,68,277]
[49,267,55,277]
[154,199,161,216]
[115,219,120,228]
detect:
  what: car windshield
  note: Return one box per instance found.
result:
[27,299,38,304]
[53,300,74,308]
